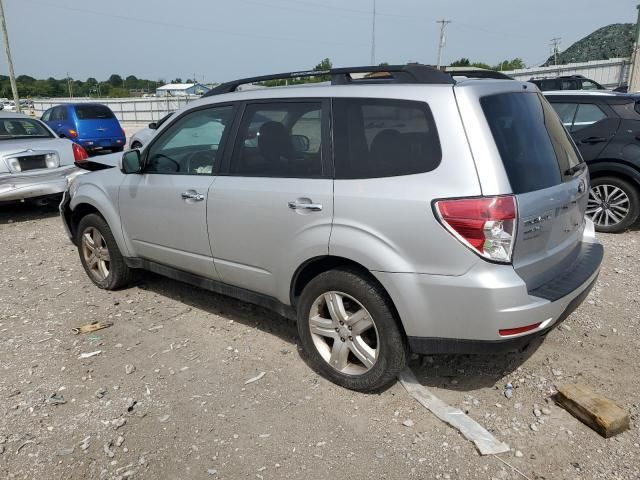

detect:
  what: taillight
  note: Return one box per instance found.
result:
[434,196,517,263]
[72,143,89,162]
[68,129,78,138]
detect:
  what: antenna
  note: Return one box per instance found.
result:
[436,19,452,69]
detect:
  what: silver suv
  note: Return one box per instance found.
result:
[61,65,603,392]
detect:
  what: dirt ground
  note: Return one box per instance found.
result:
[0,203,638,480]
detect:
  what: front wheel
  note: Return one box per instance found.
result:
[297,268,407,392]
[77,214,134,289]
[587,176,640,233]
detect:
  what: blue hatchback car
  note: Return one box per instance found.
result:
[42,103,126,154]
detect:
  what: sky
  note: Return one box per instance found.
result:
[5,0,639,83]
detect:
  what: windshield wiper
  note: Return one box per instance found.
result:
[564,163,586,177]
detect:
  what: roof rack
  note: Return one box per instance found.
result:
[444,67,513,80]
[203,64,455,97]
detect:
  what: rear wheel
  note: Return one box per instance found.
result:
[297,268,407,392]
[111,146,124,153]
[587,176,640,233]
[77,214,134,289]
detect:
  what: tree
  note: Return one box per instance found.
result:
[108,74,123,87]
[450,58,471,67]
[314,58,332,72]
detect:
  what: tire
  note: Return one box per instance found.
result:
[76,213,134,290]
[111,146,124,153]
[587,176,640,233]
[130,141,142,150]
[297,267,407,392]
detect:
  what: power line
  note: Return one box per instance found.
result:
[23,0,365,48]
[436,19,452,69]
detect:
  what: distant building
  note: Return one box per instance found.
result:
[155,83,210,97]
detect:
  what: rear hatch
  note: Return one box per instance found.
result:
[74,104,122,140]
[475,87,589,290]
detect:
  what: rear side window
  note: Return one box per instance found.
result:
[481,92,581,194]
[332,98,441,179]
[572,104,607,131]
[550,102,578,128]
[230,102,324,178]
[75,105,115,120]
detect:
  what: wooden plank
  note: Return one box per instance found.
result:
[555,384,629,438]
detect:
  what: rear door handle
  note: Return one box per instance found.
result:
[288,200,322,211]
[181,191,205,201]
[580,136,607,144]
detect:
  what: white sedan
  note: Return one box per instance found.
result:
[0,112,87,204]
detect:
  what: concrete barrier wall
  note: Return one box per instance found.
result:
[32,96,202,123]
[504,58,630,88]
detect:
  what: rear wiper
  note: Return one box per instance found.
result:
[564,163,586,177]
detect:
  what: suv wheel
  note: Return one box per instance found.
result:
[77,214,134,289]
[587,176,640,233]
[297,268,407,392]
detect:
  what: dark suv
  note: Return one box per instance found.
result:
[532,75,605,92]
[545,91,640,232]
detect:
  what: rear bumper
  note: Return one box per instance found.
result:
[0,166,84,202]
[373,233,603,355]
[78,137,126,151]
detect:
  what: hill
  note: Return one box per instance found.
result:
[545,23,635,65]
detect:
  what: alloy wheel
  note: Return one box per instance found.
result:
[81,227,111,282]
[587,184,631,228]
[308,291,379,375]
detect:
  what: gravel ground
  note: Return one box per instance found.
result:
[0,204,638,480]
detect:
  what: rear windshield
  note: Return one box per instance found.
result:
[481,92,582,194]
[0,118,52,139]
[75,105,115,120]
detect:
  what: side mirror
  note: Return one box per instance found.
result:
[291,134,310,153]
[120,150,142,174]
[148,122,158,129]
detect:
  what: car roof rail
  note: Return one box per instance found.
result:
[445,68,513,80]
[203,64,455,97]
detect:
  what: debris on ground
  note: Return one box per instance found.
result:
[72,320,113,335]
[555,383,630,438]
[244,371,266,385]
[46,392,66,405]
[78,350,102,359]
[399,369,510,455]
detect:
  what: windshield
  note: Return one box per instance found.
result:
[0,118,53,139]
[75,105,115,120]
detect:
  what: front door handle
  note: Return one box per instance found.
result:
[181,191,205,201]
[288,200,322,211]
[580,136,607,144]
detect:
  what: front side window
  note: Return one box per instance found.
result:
[572,104,607,131]
[332,98,441,179]
[230,102,323,178]
[145,105,234,175]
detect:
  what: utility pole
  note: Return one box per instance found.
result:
[67,72,73,98]
[0,0,20,112]
[628,5,640,93]
[436,20,452,69]
[370,0,376,65]
[551,37,561,74]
